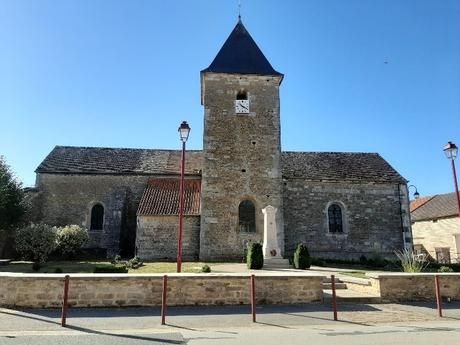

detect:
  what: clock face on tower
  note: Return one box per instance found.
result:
[235,99,250,114]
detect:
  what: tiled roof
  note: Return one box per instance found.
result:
[201,18,283,77]
[36,146,202,175]
[409,195,433,213]
[137,178,201,216]
[411,192,459,221]
[281,151,406,183]
[36,146,405,183]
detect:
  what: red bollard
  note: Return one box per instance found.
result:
[161,275,168,325]
[435,275,442,317]
[331,274,338,321]
[250,274,256,322]
[61,275,70,327]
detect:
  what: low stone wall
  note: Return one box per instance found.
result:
[366,273,460,302]
[0,273,324,308]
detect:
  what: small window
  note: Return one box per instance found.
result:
[238,200,255,232]
[90,204,104,230]
[236,90,248,100]
[328,204,343,233]
[435,248,450,264]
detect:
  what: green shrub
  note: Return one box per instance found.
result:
[247,242,263,269]
[127,256,143,269]
[54,267,63,273]
[438,266,454,273]
[293,243,311,269]
[395,249,427,273]
[15,223,57,263]
[32,261,41,271]
[55,225,89,258]
[201,264,211,273]
[93,264,128,273]
[112,254,122,263]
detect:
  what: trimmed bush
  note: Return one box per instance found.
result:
[293,243,311,269]
[93,264,128,273]
[438,266,454,273]
[55,225,89,258]
[201,264,211,273]
[15,223,57,263]
[247,242,263,269]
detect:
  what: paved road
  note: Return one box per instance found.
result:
[1,303,459,344]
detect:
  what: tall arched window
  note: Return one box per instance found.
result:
[239,200,255,232]
[90,204,104,230]
[328,204,343,233]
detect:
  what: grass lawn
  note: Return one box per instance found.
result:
[0,261,227,274]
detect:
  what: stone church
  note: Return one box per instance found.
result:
[30,18,412,261]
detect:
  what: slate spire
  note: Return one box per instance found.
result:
[201,18,283,77]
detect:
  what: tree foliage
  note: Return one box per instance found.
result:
[15,223,57,263]
[0,156,26,235]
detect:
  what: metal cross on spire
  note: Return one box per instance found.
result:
[238,0,241,20]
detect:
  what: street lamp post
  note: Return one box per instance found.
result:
[177,121,191,273]
[443,141,460,217]
[408,185,420,200]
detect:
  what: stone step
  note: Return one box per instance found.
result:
[322,282,348,290]
[263,258,291,269]
[323,289,381,304]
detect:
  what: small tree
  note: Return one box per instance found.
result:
[0,156,27,256]
[293,243,311,269]
[55,225,89,258]
[15,223,57,263]
[247,242,263,269]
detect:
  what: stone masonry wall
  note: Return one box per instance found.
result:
[0,273,324,308]
[200,73,284,260]
[35,173,151,257]
[412,217,460,263]
[367,273,460,302]
[136,215,200,260]
[283,180,406,259]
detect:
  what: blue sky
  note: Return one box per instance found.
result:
[0,0,459,197]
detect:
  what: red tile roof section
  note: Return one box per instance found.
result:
[410,195,433,212]
[137,178,201,216]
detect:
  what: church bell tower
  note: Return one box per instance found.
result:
[199,18,284,260]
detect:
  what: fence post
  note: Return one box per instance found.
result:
[61,275,70,327]
[250,274,256,322]
[161,275,168,325]
[435,275,442,317]
[331,274,338,321]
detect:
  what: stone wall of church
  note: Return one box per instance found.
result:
[200,73,284,261]
[136,215,200,260]
[283,180,408,260]
[34,173,151,257]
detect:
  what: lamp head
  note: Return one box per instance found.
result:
[178,121,191,143]
[444,141,458,160]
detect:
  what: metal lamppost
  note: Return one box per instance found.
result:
[177,121,191,273]
[408,185,420,200]
[443,141,460,216]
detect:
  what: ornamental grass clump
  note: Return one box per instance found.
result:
[395,249,427,273]
[247,242,263,269]
[293,243,311,269]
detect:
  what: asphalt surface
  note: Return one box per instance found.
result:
[1,303,460,344]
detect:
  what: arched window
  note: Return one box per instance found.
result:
[328,204,343,233]
[90,204,104,230]
[239,200,255,232]
[236,90,248,100]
